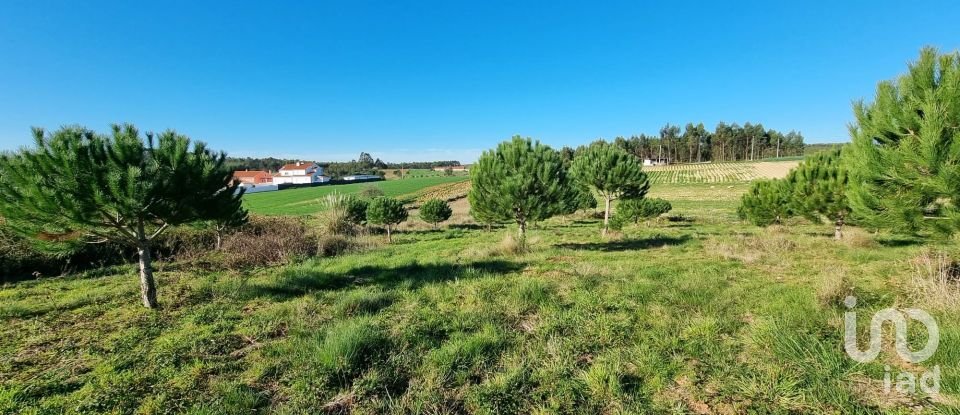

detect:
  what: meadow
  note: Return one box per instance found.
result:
[380,169,469,180]
[243,176,470,216]
[2,167,958,413]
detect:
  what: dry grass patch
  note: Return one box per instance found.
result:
[705,226,797,265]
[816,266,854,308]
[907,249,960,311]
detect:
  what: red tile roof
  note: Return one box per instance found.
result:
[280,162,316,170]
[233,170,270,177]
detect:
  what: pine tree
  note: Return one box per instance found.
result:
[845,47,960,238]
[0,124,245,308]
[366,197,408,242]
[738,179,792,226]
[344,197,369,226]
[419,198,452,228]
[468,136,573,243]
[786,148,849,239]
[616,198,672,224]
[570,141,650,235]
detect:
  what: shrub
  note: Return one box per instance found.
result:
[359,185,385,199]
[419,199,452,228]
[738,180,792,226]
[345,197,369,226]
[216,216,316,269]
[316,234,354,257]
[366,197,408,242]
[0,220,130,282]
[615,198,672,224]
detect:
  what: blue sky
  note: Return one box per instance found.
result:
[1,1,958,162]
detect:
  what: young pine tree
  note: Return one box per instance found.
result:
[468,136,573,243]
[616,198,672,224]
[845,47,960,238]
[738,179,792,226]
[366,197,408,242]
[570,141,650,235]
[786,148,849,239]
[419,198,452,229]
[0,124,245,308]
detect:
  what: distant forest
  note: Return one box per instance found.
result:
[591,122,806,163]
[228,123,809,178]
[226,152,461,178]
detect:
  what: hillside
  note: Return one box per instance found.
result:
[2,182,955,413]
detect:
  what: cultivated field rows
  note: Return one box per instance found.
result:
[644,160,799,184]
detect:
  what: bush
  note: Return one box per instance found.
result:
[345,197,369,226]
[738,180,792,226]
[615,198,672,224]
[316,234,354,257]
[216,216,317,269]
[0,221,130,282]
[419,199,452,228]
[359,185,385,199]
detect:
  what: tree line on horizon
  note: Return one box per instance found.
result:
[226,152,462,178]
[227,122,806,179]
[597,122,805,163]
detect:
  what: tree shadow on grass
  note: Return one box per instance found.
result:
[875,236,924,247]
[244,259,525,300]
[554,235,691,252]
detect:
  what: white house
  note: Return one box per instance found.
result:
[643,157,671,166]
[273,161,330,184]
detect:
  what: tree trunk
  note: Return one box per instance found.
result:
[834,217,844,240]
[602,196,611,236]
[386,225,392,243]
[215,231,223,250]
[137,244,158,309]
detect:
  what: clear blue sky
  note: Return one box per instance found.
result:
[1,1,958,162]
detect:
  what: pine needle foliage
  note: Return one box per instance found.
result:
[0,124,244,308]
[468,136,573,241]
[845,47,960,238]
[419,198,452,229]
[738,179,792,226]
[570,141,650,235]
[786,148,850,239]
[366,197,408,242]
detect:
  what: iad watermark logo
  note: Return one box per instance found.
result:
[844,296,941,395]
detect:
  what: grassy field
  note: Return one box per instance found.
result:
[2,179,958,413]
[380,169,469,180]
[244,176,470,216]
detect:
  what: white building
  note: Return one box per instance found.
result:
[643,158,671,166]
[273,161,330,185]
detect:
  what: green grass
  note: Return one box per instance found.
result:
[2,183,958,413]
[243,175,469,215]
[381,168,469,180]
